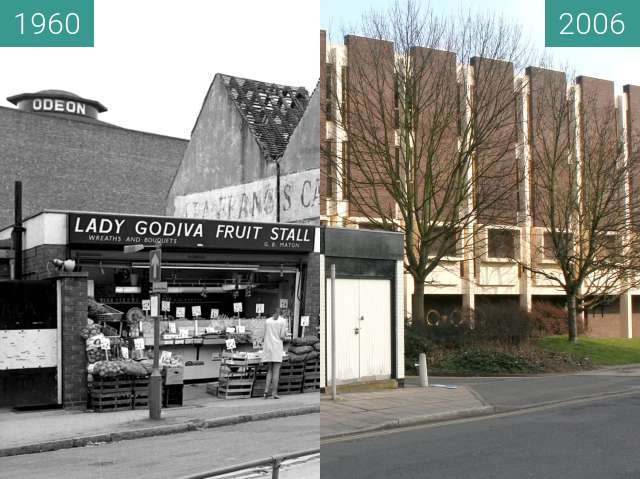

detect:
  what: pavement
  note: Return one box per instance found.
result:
[0,383,319,458]
[320,364,640,440]
[320,384,494,440]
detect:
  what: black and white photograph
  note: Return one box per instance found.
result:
[0,1,319,478]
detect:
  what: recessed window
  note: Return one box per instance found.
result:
[487,229,515,259]
[543,232,573,260]
[427,227,459,257]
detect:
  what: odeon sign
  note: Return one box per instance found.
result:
[31,98,88,116]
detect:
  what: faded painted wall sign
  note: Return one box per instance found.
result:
[173,169,319,223]
[0,329,57,369]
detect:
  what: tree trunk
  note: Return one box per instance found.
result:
[567,293,578,343]
[412,275,426,326]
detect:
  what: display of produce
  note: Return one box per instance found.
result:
[287,336,319,362]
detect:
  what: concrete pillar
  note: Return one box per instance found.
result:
[620,291,633,338]
[461,226,475,324]
[519,224,532,312]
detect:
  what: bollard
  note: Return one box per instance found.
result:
[419,352,428,387]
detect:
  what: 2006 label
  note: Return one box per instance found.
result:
[559,12,625,35]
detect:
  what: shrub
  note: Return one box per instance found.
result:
[531,301,584,337]
[473,302,534,346]
[443,348,536,374]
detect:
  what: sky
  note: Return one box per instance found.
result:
[0,0,319,139]
[321,0,640,95]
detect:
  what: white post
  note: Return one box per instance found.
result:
[331,264,337,400]
[418,352,428,387]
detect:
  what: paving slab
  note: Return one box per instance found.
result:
[320,385,493,439]
[0,384,319,457]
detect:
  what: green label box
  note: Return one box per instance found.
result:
[546,0,640,47]
[0,0,94,47]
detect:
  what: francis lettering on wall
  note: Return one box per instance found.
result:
[68,213,316,252]
[172,169,319,223]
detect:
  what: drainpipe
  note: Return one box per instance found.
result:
[12,181,24,280]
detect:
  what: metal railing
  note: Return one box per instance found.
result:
[177,448,320,479]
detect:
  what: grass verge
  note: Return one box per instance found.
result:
[537,336,640,366]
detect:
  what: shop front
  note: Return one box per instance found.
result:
[0,210,320,408]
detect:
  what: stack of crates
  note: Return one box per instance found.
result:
[218,356,255,399]
[251,364,269,398]
[90,377,133,412]
[132,376,150,409]
[303,359,321,392]
[277,361,305,395]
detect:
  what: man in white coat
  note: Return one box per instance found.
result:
[262,307,288,399]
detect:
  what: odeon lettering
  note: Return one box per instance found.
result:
[32,98,87,116]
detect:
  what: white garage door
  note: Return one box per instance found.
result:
[326,278,391,383]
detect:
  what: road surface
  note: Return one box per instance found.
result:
[321,394,640,478]
[0,414,319,479]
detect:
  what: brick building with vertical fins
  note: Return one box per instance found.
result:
[321,29,640,338]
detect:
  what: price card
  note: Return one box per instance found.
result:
[233,302,243,313]
[100,337,111,350]
[192,306,202,317]
[225,327,236,334]
[211,308,219,319]
[162,301,171,312]
[256,303,265,314]
[225,338,236,350]
[178,328,190,339]
[142,300,151,311]
[160,351,172,364]
[301,315,310,327]
[238,325,246,334]
[121,347,129,359]
[279,299,288,309]
[134,338,145,350]
[168,322,177,334]
[150,296,159,317]
[176,307,186,319]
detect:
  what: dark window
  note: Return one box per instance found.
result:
[427,227,459,257]
[543,232,573,259]
[487,229,516,259]
[325,64,335,121]
[341,65,348,121]
[600,234,621,259]
[325,140,335,197]
[342,141,350,199]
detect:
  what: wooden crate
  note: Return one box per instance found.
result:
[218,378,254,399]
[280,362,305,376]
[304,360,321,373]
[278,377,303,395]
[302,360,321,392]
[132,376,150,409]
[90,377,133,412]
[251,379,267,397]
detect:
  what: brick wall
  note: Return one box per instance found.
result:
[303,252,320,336]
[625,84,640,228]
[22,245,68,280]
[472,57,519,225]
[0,107,187,228]
[56,273,88,409]
[320,30,328,217]
[528,67,569,227]
[344,35,396,219]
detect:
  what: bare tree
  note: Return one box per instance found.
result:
[323,0,536,324]
[523,71,640,343]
